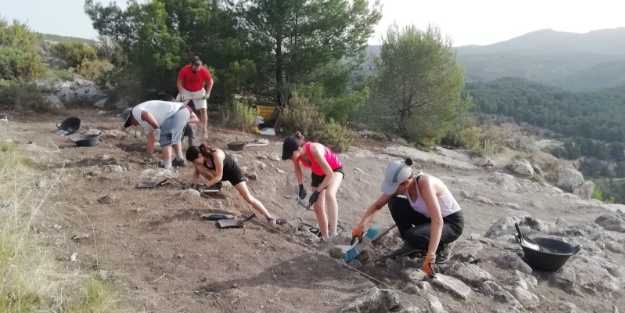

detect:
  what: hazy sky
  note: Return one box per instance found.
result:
[1,0,624,47]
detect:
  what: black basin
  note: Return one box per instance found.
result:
[57,117,81,134]
[69,131,101,147]
[516,235,581,272]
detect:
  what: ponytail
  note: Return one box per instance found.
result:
[186,143,214,161]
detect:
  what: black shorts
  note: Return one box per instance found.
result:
[311,167,344,188]
[222,165,245,186]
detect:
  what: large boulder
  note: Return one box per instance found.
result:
[506,159,534,177]
[573,180,596,200]
[556,166,584,192]
[56,76,107,106]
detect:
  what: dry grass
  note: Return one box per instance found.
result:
[0,141,122,312]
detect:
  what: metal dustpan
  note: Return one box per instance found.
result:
[217,213,256,228]
[136,179,169,189]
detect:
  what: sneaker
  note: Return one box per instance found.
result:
[436,242,455,264]
[388,242,426,259]
[172,158,185,167]
[208,181,223,191]
[268,217,287,225]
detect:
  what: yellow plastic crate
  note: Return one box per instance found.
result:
[256,105,278,120]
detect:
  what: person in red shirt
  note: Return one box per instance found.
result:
[176,56,214,139]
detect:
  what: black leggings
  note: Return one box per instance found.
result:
[388,196,464,252]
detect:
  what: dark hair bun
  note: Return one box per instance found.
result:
[405,158,413,166]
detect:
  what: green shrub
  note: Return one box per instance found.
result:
[281,94,352,152]
[311,118,353,153]
[77,59,114,82]
[219,101,258,132]
[0,82,46,111]
[292,83,370,124]
[591,183,603,201]
[280,94,326,137]
[473,128,507,156]
[442,116,480,149]
[50,42,98,69]
[233,101,257,132]
[0,20,45,81]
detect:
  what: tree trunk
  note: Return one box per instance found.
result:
[275,35,285,106]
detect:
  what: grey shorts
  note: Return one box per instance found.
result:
[159,108,190,147]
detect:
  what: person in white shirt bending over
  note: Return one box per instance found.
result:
[122,99,197,169]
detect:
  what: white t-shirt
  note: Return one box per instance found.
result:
[131,100,183,134]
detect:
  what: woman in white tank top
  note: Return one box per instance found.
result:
[352,158,464,277]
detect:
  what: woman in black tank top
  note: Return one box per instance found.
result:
[186,144,285,225]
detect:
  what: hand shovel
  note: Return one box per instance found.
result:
[217,213,256,229]
[296,198,312,210]
[515,222,540,250]
[345,227,379,262]
[201,213,235,220]
[136,179,169,189]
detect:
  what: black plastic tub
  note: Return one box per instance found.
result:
[69,131,101,147]
[57,117,81,134]
[516,236,581,272]
[227,141,247,151]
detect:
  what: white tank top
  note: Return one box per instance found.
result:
[404,176,461,218]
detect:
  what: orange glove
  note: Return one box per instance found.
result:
[422,253,436,278]
[351,225,365,245]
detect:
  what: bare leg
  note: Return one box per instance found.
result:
[312,187,329,240]
[234,181,272,219]
[172,142,182,159]
[199,108,208,138]
[161,145,172,162]
[325,172,343,237]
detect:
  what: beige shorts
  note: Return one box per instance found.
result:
[176,88,207,110]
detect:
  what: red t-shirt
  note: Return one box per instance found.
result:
[178,65,212,92]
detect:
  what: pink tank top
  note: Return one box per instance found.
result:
[297,142,342,176]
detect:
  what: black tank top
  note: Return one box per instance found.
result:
[204,152,237,172]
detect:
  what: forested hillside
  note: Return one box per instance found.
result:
[465,76,625,202]
[466,77,625,143]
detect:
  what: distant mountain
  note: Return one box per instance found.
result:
[453,28,625,90]
[455,28,625,55]
[363,28,625,91]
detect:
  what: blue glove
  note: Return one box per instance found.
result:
[298,184,307,200]
[309,191,320,206]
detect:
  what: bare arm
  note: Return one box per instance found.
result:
[191,165,200,183]
[420,176,445,257]
[177,78,184,94]
[292,158,304,185]
[146,131,155,157]
[357,193,394,228]
[140,110,159,129]
[188,111,199,124]
[206,78,214,94]
[204,150,225,187]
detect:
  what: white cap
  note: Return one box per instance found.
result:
[380,160,413,195]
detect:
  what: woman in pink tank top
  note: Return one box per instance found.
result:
[351,158,464,278]
[282,132,344,240]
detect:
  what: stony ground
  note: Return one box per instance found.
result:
[1,107,623,313]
